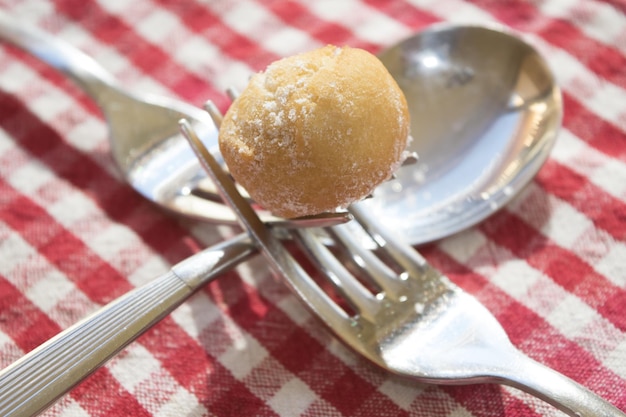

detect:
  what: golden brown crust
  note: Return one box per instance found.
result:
[219,45,410,218]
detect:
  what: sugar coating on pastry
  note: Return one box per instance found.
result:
[219,45,410,218]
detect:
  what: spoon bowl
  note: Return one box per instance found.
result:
[362,24,562,244]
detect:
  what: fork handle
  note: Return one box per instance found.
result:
[0,10,119,101]
[0,233,256,417]
[503,349,626,416]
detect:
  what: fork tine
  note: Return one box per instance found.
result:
[347,204,453,302]
[226,87,240,101]
[326,223,406,299]
[204,100,223,128]
[204,86,239,126]
[349,205,429,276]
[294,229,380,320]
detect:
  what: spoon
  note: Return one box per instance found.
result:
[0,16,561,244]
[362,23,562,244]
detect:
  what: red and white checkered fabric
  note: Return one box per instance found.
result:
[1,0,625,415]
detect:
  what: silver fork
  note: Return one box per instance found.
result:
[182,117,626,417]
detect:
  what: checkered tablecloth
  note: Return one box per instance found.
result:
[1,0,625,416]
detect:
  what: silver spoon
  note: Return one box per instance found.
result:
[0,16,561,244]
[363,23,562,244]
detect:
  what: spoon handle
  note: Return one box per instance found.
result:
[0,10,119,101]
[0,234,256,417]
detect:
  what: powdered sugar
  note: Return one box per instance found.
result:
[218,45,411,218]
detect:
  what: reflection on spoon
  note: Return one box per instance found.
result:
[360,23,562,245]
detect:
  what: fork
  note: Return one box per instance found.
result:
[181,115,626,416]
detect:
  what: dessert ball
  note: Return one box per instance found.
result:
[219,45,410,218]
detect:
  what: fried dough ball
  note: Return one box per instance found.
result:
[219,45,410,218]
